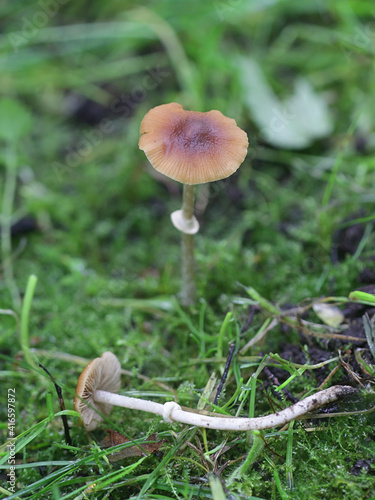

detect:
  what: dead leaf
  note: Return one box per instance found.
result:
[100,430,165,462]
[239,57,333,149]
[313,303,345,327]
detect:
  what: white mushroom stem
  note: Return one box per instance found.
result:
[170,183,199,306]
[93,385,354,431]
[95,390,165,416]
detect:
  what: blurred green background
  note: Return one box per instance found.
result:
[2,0,374,309]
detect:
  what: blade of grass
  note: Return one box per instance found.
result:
[363,313,375,360]
[285,420,294,490]
[217,312,232,359]
[227,430,265,485]
[320,112,361,239]
[19,274,38,368]
[137,428,196,498]
[209,473,226,500]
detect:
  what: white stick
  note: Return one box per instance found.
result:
[94,385,355,431]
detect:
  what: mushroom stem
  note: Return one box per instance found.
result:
[93,385,354,431]
[94,390,165,417]
[170,185,199,305]
[180,184,197,306]
[182,183,195,220]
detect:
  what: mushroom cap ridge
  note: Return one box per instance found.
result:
[139,103,248,185]
[74,351,121,431]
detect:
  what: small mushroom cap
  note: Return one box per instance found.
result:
[74,351,121,431]
[139,103,248,185]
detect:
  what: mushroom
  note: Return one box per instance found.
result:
[74,351,122,431]
[139,103,248,306]
[74,351,169,431]
[74,352,355,431]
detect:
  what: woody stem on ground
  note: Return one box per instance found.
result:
[180,183,196,306]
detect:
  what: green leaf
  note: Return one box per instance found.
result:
[0,98,32,142]
[349,290,375,305]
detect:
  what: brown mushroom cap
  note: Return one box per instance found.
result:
[74,351,121,431]
[139,103,248,185]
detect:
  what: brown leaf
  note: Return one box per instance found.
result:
[100,430,129,448]
[100,430,165,462]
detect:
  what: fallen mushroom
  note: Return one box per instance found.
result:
[139,103,248,306]
[74,352,356,432]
